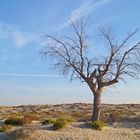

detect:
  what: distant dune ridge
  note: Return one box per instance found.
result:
[0,103,140,140]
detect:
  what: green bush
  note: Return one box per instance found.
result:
[42,118,56,125]
[53,118,68,130]
[90,120,105,130]
[0,125,13,133]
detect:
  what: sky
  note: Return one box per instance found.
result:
[0,0,140,105]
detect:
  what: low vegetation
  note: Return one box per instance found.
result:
[5,117,21,126]
[0,125,13,133]
[0,103,139,133]
[90,120,105,130]
[72,112,90,122]
[60,114,75,123]
[42,118,56,125]
[25,113,40,121]
[53,118,68,130]
[109,111,122,122]
[5,115,32,126]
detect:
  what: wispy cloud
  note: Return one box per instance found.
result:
[70,0,114,21]
[12,30,38,47]
[70,0,93,22]
[0,73,63,77]
[58,0,114,30]
[0,22,40,47]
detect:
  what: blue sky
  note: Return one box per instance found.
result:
[0,0,140,105]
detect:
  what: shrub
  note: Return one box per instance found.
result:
[5,117,21,126]
[5,116,32,126]
[53,118,68,130]
[0,125,13,133]
[42,118,56,125]
[90,120,105,130]
[20,116,32,125]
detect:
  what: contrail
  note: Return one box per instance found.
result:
[0,73,63,77]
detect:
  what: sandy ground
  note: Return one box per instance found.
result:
[0,104,140,139]
[0,122,140,140]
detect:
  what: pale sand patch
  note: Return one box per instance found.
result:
[9,122,139,140]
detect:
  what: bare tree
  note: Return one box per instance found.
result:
[41,19,140,121]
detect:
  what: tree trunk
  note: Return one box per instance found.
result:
[91,93,102,121]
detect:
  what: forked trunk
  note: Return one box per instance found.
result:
[91,93,102,121]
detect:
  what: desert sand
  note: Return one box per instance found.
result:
[0,103,140,140]
[0,122,140,140]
